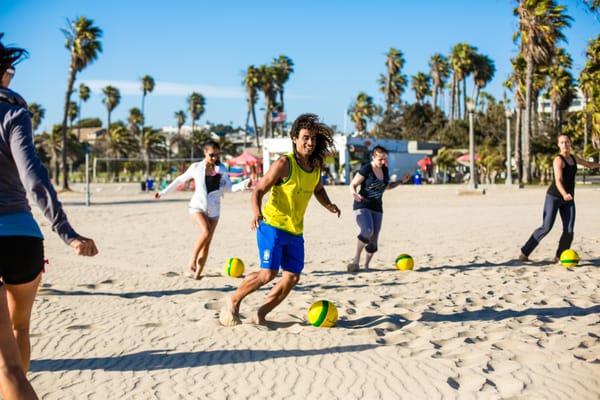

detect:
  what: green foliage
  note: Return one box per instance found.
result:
[76,117,102,128]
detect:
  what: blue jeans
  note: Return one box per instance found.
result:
[355,208,383,253]
[521,193,576,258]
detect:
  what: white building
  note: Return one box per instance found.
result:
[537,87,585,114]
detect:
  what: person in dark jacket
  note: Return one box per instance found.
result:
[0,34,98,399]
[520,134,600,262]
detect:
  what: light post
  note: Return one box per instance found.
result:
[467,99,477,189]
[505,108,513,185]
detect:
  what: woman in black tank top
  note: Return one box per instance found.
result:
[520,135,600,262]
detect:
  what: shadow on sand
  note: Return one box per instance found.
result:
[62,198,188,207]
[419,304,600,323]
[37,287,232,299]
[30,344,378,372]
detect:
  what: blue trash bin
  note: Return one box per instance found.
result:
[146,178,155,191]
[413,173,422,185]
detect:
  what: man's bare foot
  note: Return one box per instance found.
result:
[249,311,267,326]
[219,297,241,327]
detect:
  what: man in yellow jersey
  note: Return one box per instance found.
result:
[220,114,340,326]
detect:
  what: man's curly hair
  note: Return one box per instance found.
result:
[289,113,335,169]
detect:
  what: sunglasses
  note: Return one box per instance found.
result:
[207,153,219,158]
[5,68,15,77]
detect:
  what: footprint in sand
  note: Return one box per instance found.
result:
[163,271,179,277]
[204,300,222,311]
[67,324,92,330]
[42,283,52,288]
[100,279,114,285]
[137,322,161,328]
[78,284,97,290]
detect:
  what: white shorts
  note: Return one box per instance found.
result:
[188,191,221,219]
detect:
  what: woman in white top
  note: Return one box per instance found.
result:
[156,141,250,279]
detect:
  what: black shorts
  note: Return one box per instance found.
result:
[0,236,44,285]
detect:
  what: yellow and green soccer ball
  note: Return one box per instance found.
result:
[395,254,414,271]
[307,300,338,327]
[224,257,244,277]
[559,249,579,268]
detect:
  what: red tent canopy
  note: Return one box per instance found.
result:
[227,150,263,175]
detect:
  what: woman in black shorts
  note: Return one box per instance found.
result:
[0,35,98,398]
[520,134,600,262]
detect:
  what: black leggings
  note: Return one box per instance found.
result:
[521,194,576,258]
[0,236,44,285]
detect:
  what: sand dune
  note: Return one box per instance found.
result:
[27,185,600,399]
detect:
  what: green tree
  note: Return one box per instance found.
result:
[128,107,144,137]
[28,102,45,133]
[258,64,278,138]
[379,48,407,114]
[272,55,294,113]
[515,0,572,182]
[77,83,90,139]
[67,101,79,129]
[60,16,103,190]
[100,122,137,179]
[102,85,121,137]
[579,35,600,151]
[429,53,450,111]
[348,92,379,135]
[450,43,476,120]
[187,92,206,159]
[546,47,575,131]
[411,72,432,104]
[139,127,167,175]
[140,74,155,126]
[471,53,496,109]
[174,110,186,136]
[243,65,261,147]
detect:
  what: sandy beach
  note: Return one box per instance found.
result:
[27,184,600,399]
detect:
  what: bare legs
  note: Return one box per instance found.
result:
[5,274,41,372]
[187,213,219,279]
[220,269,300,326]
[0,284,39,399]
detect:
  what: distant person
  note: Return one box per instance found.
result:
[347,146,400,272]
[155,141,251,279]
[0,34,98,399]
[520,134,600,262]
[220,113,340,326]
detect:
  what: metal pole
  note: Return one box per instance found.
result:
[505,112,513,185]
[468,109,477,189]
[85,153,91,206]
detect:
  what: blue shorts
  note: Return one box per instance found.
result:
[257,222,304,274]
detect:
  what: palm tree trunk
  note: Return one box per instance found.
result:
[386,71,392,115]
[523,59,533,183]
[462,78,467,119]
[450,75,456,122]
[515,107,522,184]
[244,107,251,148]
[191,120,195,161]
[432,84,439,111]
[583,94,589,151]
[59,63,77,191]
[77,98,82,140]
[474,86,481,111]
[251,104,260,148]
[264,97,271,139]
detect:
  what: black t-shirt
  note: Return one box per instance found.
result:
[353,163,389,213]
[205,173,221,194]
[547,154,577,199]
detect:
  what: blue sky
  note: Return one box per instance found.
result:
[2,0,598,133]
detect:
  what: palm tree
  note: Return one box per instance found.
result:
[38,126,63,184]
[258,65,278,138]
[139,127,167,176]
[411,72,432,104]
[187,92,206,160]
[102,85,121,138]
[140,75,155,126]
[579,35,600,151]
[348,92,379,135]
[505,55,527,183]
[434,147,458,183]
[67,101,79,129]
[471,53,496,109]
[60,16,103,190]
[28,102,45,133]
[450,43,476,120]
[429,53,450,111]
[378,48,407,114]
[243,65,261,147]
[101,122,137,180]
[77,83,90,139]
[546,47,575,131]
[174,110,186,136]
[128,107,144,136]
[515,0,572,183]
[272,55,294,113]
